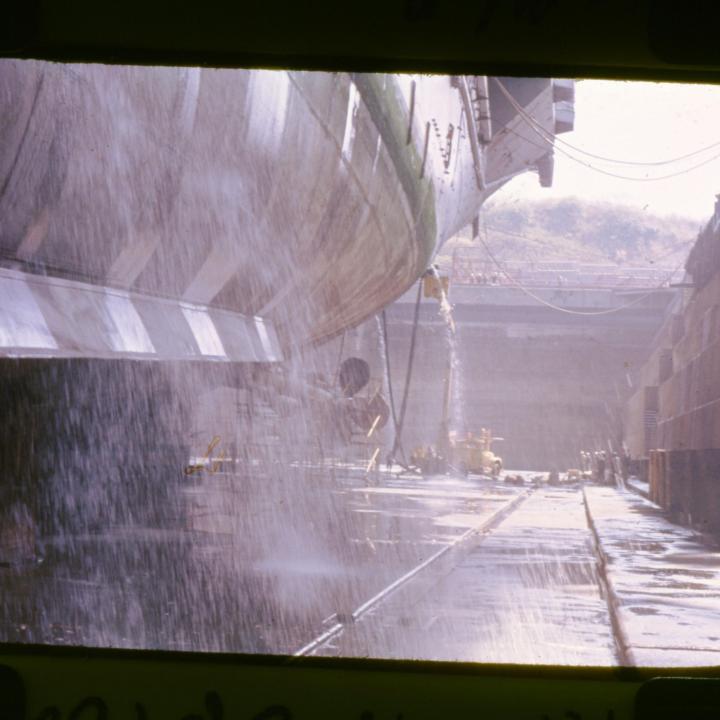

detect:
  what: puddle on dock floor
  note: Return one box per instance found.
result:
[585,486,720,667]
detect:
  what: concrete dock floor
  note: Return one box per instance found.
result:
[3,467,720,667]
[312,486,618,665]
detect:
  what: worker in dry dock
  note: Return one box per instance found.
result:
[595,452,606,483]
[622,449,631,480]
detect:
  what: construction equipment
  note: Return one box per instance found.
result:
[448,428,504,476]
[411,272,504,477]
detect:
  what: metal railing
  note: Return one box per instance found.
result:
[449,254,682,290]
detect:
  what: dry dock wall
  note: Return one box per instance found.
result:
[349,285,671,471]
[626,200,720,535]
[648,449,720,534]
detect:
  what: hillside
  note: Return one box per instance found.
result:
[438,197,701,269]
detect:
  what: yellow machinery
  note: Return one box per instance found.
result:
[448,428,503,476]
[411,272,503,476]
[411,427,504,477]
[423,272,450,300]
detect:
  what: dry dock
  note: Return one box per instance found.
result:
[3,463,719,666]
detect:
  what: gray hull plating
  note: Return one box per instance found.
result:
[0,63,569,360]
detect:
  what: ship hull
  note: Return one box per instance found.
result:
[0,62,566,359]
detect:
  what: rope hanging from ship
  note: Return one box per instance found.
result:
[333,330,346,387]
[382,278,424,468]
[381,309,400,448]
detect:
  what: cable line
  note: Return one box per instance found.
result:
[498,80,720,167]
[392,279,423,461]
[477,217,684,317]
[381,278,424,466]
[555,136,720,168]
[513,125,720,183]
[493,79,720,182]
[380,309,400,449]
[483,221,693,265]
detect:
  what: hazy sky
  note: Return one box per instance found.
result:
[490,79,720,222]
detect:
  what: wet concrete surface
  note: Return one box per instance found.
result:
[312,484,618,665]
[184,467,526,654]
[585,486,720,667]
[3,467,719,667]
[0,464,523,654]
